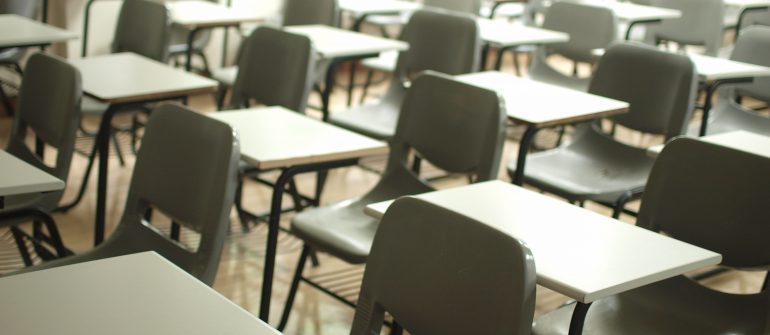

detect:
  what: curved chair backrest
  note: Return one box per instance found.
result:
[386,71,506,182]
[588,42,697,140]
[351,197,536,335]
[6,53,81,210]
[0,0,38,18]
[112,0,172,62]
[395,9,480,81]
[541,2,616,63]
[646,0,724,56]
[229,26,315,113]
[100,104,240,284]
[283,0,339,26]
[730,26,770,102]
[638,138,770,269]
[739,8,770,31]
[424,0,482,15]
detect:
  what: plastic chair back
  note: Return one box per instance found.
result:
[112,0,172,62]
[589,42,697,140]
[229,26,315,113]
[102,104,239,284]
[0,0,37,18]
[646,0,724,56]
[387,71,506,181]
[730,26,770,102]
[395,9,480,80]
[638,137,770,269]
[283,0,339,26]
[542,2,616,63]
[350,197,536,335]
[424,0,481,15]
[6,53,81,210]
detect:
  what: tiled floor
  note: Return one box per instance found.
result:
[0,48,765,335]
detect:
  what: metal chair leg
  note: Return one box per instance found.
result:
[278,244,311,331]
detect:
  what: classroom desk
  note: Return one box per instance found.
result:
[284,25,409,120]
[478,19,569,70]
[0,252,282,335]
[574,0,682,40]
[0,150,68,263]
[71,52,217,246]
[339,0,422,31]
[0,14,77,114]
[689,54,770,136]
[0,150,64,201]
[647,130,770,158]
[365,180,722,335]
[0,14,76,49]
[208,106,389,323]
[166,0,265,71]
[456,71,629,185]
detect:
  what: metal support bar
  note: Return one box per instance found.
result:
[699,77,754,136]
[512,126,541,185]
[568,302,592,335]
[259,158,360,322]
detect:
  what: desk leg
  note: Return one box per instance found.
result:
[512,126,540,186]
[568,302,592,335]
[321,60,341,122]
[699,78,753,137]
[94,105,118,246]
[186,28,201,72]
[259,159,358,322]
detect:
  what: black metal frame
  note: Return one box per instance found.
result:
[258,158,359,322]
[569,302,592,335]
[699,77,755,136]
[0,207,72,266]
[320,53,380,121]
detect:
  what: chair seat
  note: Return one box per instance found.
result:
[508,130,654,203]
[291,198,377,264]
[361,50,398,73]
[211,66,238,86]
[532,275,769,335]
[81,96,110,115]
[694,99,770,137]
[328,99,400,140]
[528,61,591,92]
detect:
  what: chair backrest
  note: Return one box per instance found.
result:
[739,8,770,31]
[395,9,480,81]
[541,2,616,63]
[588,42,697,140]
[112,0,172,62]
[730,26,770,102]
[424,0,481,15]
[6,53,81,210]
[283,0,339,26]
[0,0,38,18]
[637,137,770,270]
[103,104,240,285]
[350,197,536,335]
[229,26,315,113]
[646,0,724,56]
[385,71,506,182]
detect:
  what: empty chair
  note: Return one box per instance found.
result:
[331,9,480,140]
[644,0,724,56]
[699,26,770,136]
[277,72,507,330]
[227,26,315,111]
[532,137,770,334]
[350,197,536,335]
[508,42,698,218]
[211,0,338,109]
[12,104,240,285]
[62,0,173,212]
[1,52,81,265]
[527,1,617,92]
